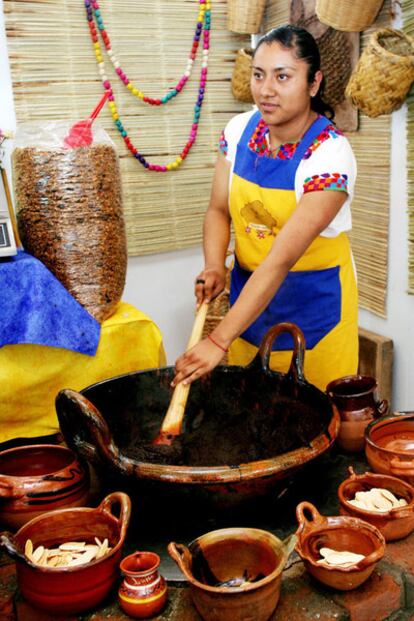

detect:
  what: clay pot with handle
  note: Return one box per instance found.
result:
[0,444,90,530]
[118,551,168,618]
[0,491,131,615]
[295,501,385,590]
[326,375,388,452]
[168,527,296,621]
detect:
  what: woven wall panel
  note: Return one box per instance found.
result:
[4,0,250,256]
[264,0,392,316]
[403,0,414,294]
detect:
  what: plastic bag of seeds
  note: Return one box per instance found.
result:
[12,121,127,323]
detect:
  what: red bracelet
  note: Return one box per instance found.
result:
[207,334,229,353]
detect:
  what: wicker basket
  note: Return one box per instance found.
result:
[231,48,254,103]
[345,28,414,118]
[315,0,384,32]
[227,0,266,34]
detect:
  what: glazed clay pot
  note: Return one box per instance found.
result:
[295,501,385,590]
[118,551,167,618]
[168,528,296,621]
[0,491,131,615]
[0,444,90,530]
[365,412,414,485]
[338,467,414,541]
[327,375,388,452]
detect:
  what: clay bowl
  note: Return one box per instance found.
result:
[56,322,340,511]
[365,412,414,485]
[295,501,385,590]
[0,491,131,615]
[168,528,297,621]
[338,466,414,541]
[0,444,90,530]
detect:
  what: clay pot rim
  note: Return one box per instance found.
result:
[0,444,78,480]
[113,409,340,484]
[326,374,377,399]
[296,515,386,573]
[120,551,161,576]
[12,505,125,574]
[365,413,414,457]
[185,527,292,594]
[338,470,414,518]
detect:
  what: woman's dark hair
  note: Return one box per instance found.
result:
[253,24,334,120]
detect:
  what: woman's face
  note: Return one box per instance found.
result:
[250,41,322,128]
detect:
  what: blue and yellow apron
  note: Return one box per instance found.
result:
[228,111,358,390]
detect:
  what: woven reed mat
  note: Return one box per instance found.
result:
[4,0,250,257]
[264,0,393,316]
[403,0,414,295]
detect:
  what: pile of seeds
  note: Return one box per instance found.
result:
[24,537,112,568]
[316,547,365,568]
[348,488,408,512]
[13,144,127,322]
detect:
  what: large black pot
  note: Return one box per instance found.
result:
[56,323,339,509]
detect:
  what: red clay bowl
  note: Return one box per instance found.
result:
[168,528,296,621]
[365,412,414,485]
[338,467,414,541]
[0,444,90,530]
[0,491,131,615]
[295,501,385,591]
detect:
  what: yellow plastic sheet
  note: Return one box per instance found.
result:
[0,302,166,443]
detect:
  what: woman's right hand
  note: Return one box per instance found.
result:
[195,266,226,306]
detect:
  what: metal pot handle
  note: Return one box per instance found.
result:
[259,322,306,382]
[167,542,193,579]
[99,492,131,544]
[56,389,120,468]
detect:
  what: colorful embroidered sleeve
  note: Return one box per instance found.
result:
[218,129,228,157]
[303,172,349,194]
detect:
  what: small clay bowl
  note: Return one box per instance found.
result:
[295,501,385,591]
[0,444,90,530]
[365,412,414,485]
[0,491,131,615]
[168,528,297,621]
[338,467,414,541]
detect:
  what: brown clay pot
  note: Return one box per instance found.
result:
[338,466,414,541]
[327,375,388,452]
[295,501,385,590]
[0,491,131,615]
[168,528,296,621]
[365,412,414,485]
[118,551,168,618]
[0,444,90,530]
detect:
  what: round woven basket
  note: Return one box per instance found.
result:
[315,0,384,32]
[227,0,266,34]
[345,28,414,118]
[231,48,254,103]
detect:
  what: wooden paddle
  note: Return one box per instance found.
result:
[153,302,209,446]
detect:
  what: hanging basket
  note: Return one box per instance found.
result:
[315,0,384,32]
[345,28,414,118]
[227,0,266,34]
[231,48,254,103]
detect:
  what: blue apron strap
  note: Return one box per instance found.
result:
[291,115,331,165]
[238,110,262,147]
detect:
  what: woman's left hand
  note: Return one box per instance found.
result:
[172,338,225,386]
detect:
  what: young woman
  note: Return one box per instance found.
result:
[172,25,358,391]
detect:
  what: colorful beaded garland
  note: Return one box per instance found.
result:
[85,0,211,172]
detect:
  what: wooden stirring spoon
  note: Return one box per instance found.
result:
[153,302,209,446]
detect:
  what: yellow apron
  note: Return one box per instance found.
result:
[228,112,358,390]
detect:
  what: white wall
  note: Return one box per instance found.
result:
[1,2,413,409]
